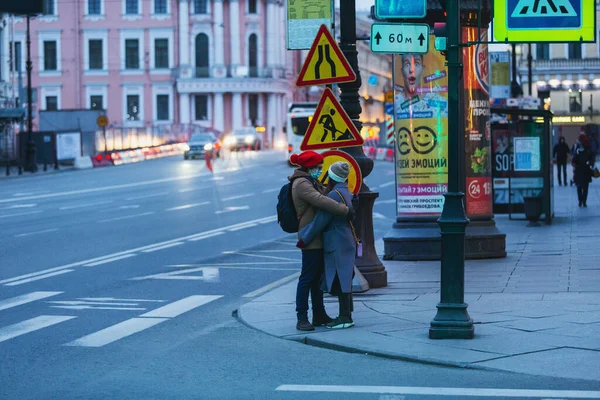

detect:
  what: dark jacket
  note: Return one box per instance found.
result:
[553,141,570,164]
[572,148,594,186]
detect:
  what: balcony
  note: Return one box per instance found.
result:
[190,66,285,79]
[518,58,600,74]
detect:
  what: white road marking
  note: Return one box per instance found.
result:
[51,305,146,311]
[243,272,301,298]
[59,200,113,210]
[85,253,137,267]
[235,252,300,262]
[275,385,600,398]
[377,199,396,204]
[167,262,300,267]
[188,232,226,242]
[209,176,224,181]
[48,301,140,306]
[273,241,299,246]
[125,192,168,201]
[98,212,155,223]
[178,188,199,193]
[373,212,388,220]
[5,270,74,286]
[14,228,59,238]
[64,317,168,348]
[262,188,281,194]
[0,291,63,312]
[132,267,221,282]
[215,206,250,214]
[141,242,184,253]
[378,181,395,188]
[0,210,44,219]
[0,203,37,209]
[78,298,166,302]
[140,295,222,318]
[168,265,297,271]
[222,193,254,201]
[229,223,257,231]
[0,315,76,344]
[237,250,298,253]
[166,202,210,211]
[119,205,140,209]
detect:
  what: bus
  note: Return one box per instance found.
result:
[286,102,318,161]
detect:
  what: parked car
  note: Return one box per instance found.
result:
[222,127,262,151]
[183,132,221,160]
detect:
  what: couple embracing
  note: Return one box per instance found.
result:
[288,151,358,331]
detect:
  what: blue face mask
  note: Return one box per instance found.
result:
[309,168,322,179]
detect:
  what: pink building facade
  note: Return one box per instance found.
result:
[1,0,295,142]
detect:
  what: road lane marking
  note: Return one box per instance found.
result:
[168,265,298,271]
[222,193,254,201]
[377,199,396,204]
[243,272,300,298]
[0,291,63,311]
[0,203,37,210]
[275,385,600,398]
[188,232,226,241]
[84,254,137,267]
[0,210,44,219]
[373,212,388,220]
[378,181,395,188]
[14,228,59,238]
[234,252,300,262]
[5,270,74,286]
[125,192,169,201]
[141,242,184,253]
[262,188,281,194]
[51,306,146,311]
[229,223,258,231]
[215,206,250,214]
[166,202,210,211]
[0,315,76,344]
[59,200,113,210]
[132,267,221,282]
[140,295,222,318]
[98,212,155,223]
[178,188,199,193]
[78,298,166,302]
[64,317,168,348]
[48,301,141,306]
[167,262,300,267]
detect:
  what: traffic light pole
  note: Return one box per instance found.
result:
[429,0,474,339]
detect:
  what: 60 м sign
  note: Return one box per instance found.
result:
[370,23,429,54]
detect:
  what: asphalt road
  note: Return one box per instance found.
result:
[1,151,598,399]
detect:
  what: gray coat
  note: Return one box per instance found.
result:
[299,182,356,294]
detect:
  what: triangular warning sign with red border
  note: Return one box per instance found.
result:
[300,88,364,151]
[296,25,357,87]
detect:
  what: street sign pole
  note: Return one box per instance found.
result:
[429,0,474,340]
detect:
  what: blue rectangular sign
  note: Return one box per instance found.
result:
[375,0,426,19]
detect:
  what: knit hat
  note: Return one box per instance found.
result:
[579,133,589,148]
[329,161,350,183]
[289,151,323,168]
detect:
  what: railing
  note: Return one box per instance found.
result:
[183,66,288,80]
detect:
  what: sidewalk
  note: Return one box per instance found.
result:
[239,179,600,382]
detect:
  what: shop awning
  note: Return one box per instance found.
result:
[0,108,25,120]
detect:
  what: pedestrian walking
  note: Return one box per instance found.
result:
[572,134,594,208]
[298,162,358,330]
[553,136,571,186]
[288,151,354,331]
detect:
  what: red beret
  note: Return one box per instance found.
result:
[290,151,323,168]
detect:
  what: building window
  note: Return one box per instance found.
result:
[248,34,258,77]
[125,0,138,14]
[195,95,208,120]
[249,94,259,126]
[43,41,57,71]
[126,95,140,120]
[90,95,103,110]
[154,0,167,13]
[195,33,209,77]
[536,44,549,60]
[125,39,139,69]
[569,91,582,112]
[44,0,55,15]
[46,96,58,111]
[88,40,103,70]
[88,0,101,14]
[12,42,22,72]
[156,94,169,120]
[568,43,582,59]
[154,39,169,69]
[194,0,208,14]
[248,0,257,13]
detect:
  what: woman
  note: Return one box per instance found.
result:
[572,134,594,208]
[297,162,357,329]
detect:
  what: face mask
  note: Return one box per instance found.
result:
[309,168,322,179]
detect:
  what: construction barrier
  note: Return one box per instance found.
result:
[362,145,394,163]
[91,143,186,168]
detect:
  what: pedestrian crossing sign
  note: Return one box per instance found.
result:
[494,0,596,42]
[296,24,357,87]
[300,88,364,151]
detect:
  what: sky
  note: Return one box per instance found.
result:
[355,0,373,10]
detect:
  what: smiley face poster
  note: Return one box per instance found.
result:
[393,36,449,218]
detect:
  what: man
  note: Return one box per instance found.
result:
[395,53,425,104]
[553,136,570,186]
[288,151,355,331]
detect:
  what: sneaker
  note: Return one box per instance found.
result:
[326,316,354,329]
[296,319,315,331]
[312,314,334,327]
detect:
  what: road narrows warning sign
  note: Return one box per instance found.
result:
[296,25,356,87]
[300,88,364,151]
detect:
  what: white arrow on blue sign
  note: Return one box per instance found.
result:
[370,23,430,54]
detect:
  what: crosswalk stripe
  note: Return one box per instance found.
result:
[64,317,168,348]
[0,291,63,312]
[140,295,222,318]
[0,315,76,344]
[4,270,74,286]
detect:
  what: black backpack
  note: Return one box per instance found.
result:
[276,176,316,233]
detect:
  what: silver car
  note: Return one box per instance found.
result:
[222,128,262,151]
[183,132,221,160]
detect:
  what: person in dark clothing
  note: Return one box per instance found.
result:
[553,136,571,186]
[572,134,594,207]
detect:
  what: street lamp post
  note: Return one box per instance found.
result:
[24,15,37,173]
[338,0,387,288]
[429,0,474,339]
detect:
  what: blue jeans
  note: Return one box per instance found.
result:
[295,249,326,320]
